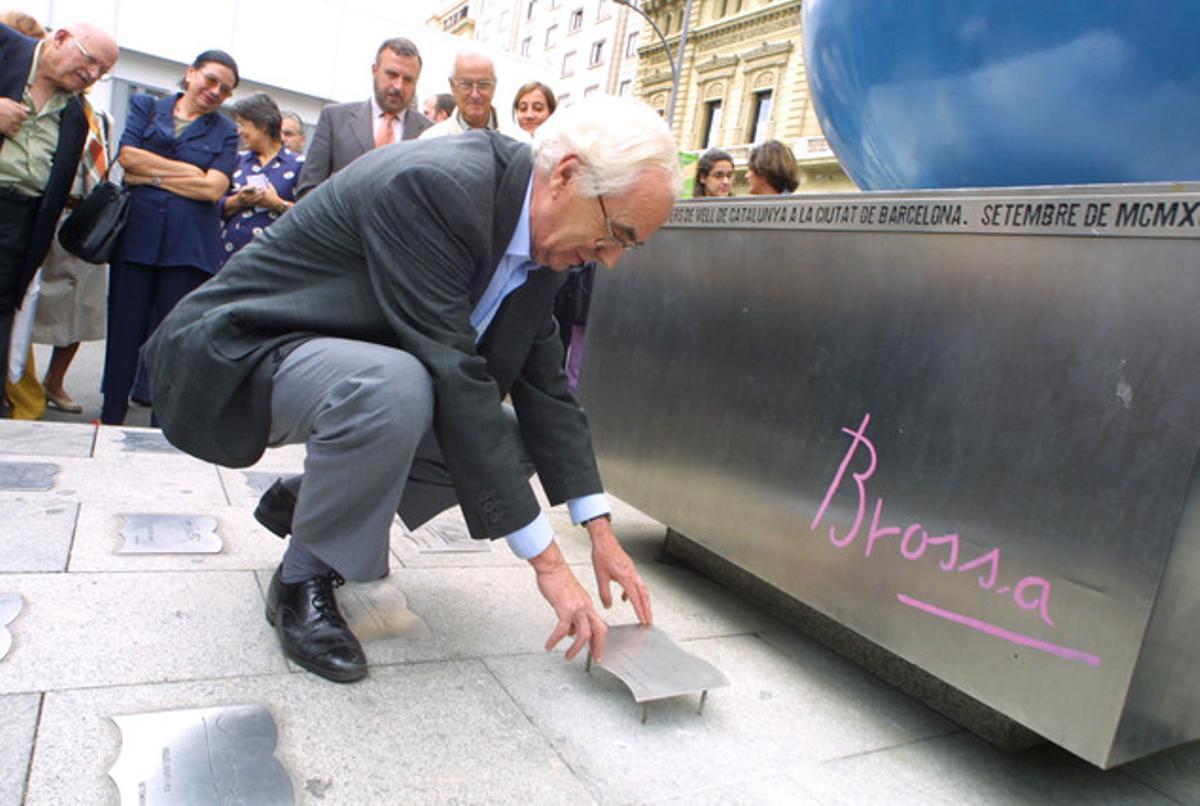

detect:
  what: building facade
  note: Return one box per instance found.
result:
[638,0,852,191]
[428,1,643,114]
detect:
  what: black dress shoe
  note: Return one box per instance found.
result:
[255,479,297,538]
[265,567,367,683]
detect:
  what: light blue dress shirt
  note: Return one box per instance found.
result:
[471,177,609,559]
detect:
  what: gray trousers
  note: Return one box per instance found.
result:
[269,337,529,581]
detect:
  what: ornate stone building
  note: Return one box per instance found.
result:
[638,0,853,191]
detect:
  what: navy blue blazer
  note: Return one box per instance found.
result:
[0,24,87,301]
[116,92,239,274]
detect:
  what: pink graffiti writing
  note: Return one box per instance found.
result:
[897,594,1100,667]
[812,414,1055,627]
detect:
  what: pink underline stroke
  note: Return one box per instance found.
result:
[896,593,1101,667]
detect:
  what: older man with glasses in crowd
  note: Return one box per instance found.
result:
[0,21,118,417]
[420,49,500,139]
[146,96,678,685]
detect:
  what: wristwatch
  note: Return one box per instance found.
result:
[581,513,612,527]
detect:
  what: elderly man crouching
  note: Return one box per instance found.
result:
[145,97,678,683]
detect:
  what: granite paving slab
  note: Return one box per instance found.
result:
[255,564,561,666]
[255,558,763,668]
[484,634,953,804]
[67,504,283,573]
[646,771,828,805]
[802,732,1176,805]
[0,500,77,573]
[0,420,95,457]
[27,662,596,805]
[0,571,286,694]
[0,692,40,806]
[0,454,228,507]
[1121,741,1200,804]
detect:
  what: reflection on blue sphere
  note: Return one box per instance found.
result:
[803,0,1200,190]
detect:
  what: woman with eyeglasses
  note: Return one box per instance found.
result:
[100,50,240,425]
[693,147,735,198]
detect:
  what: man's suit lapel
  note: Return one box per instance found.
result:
[467,136,535,306]
[348,100,374,156]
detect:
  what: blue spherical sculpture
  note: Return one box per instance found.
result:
[803,0,1200,190]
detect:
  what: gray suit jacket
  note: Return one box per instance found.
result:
[296,100,432,197]
[145,132,602,541]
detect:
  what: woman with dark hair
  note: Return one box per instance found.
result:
[512,81,556,138]
[219,93,301,267]
[100,50,240,425]
[693,147,735,198]
[746,139,800,194]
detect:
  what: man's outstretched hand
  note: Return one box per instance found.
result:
[587,517,653,626]
[531,542,608,662]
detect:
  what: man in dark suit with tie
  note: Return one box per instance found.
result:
[146,97,677,684]
[0,21,117,416]
[295,37,432,198]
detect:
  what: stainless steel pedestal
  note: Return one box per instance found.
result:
[580,183,1200,768]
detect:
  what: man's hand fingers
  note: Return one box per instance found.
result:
[545,618,571,652]
[588,612,608,663]
[563,615,592,661]
[626,579,653,625]
[597,570,614,609]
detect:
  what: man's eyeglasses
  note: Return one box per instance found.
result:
[451,78,496,93]
[595,195,643,252]
[199,71,235,98]
[67,31,111,80]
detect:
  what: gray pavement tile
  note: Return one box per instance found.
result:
[67,503,284,573]
[483,634,953,804]
[803,733,1175,805]
[0,692,39,806]
[755,626,957,740]
[0,501,77,573]
[27,661,595,805]
[645,772,829,805]
[0,420,95,457]
[636,561,778,640]
[255,564,568,667]
[0,571,287,695]
[256,557,756,669]
[1122,741,1200,804]
[0,454,228,507]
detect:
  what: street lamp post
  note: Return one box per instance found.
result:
[614,0,694,129]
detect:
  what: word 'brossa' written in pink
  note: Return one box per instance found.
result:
[811,414,1055,627]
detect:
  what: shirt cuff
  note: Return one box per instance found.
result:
[568,493,611,525]
[505,513,554,560]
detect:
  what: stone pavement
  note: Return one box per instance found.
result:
[1,416,1197,804]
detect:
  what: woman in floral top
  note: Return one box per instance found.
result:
[219,93,301,268]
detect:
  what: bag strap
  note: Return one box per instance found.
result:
[80,97,112,180]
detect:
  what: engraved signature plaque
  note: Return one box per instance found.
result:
[0,461,58,491]
[119,431,181,454]
[591,625,729,721]
[108,704,293,805]
[118,515,222,554]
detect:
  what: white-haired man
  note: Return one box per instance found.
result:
[145,97,678,683]
[420,50,498,139]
